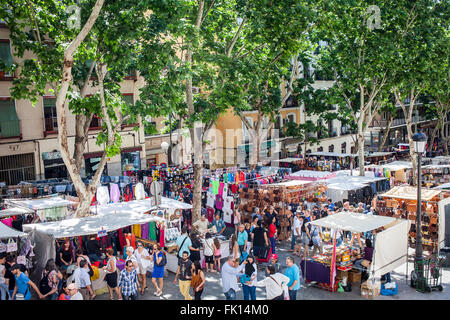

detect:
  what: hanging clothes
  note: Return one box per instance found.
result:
[110,184,121,203]
[149,222,157,241]
[135,182,146,200]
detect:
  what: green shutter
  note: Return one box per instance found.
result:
[0,42,13,67]
[123,95,134,105]
[43,98,56,108]
[0,100,20,137]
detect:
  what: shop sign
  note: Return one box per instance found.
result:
[42,151,62,160]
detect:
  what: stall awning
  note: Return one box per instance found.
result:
[365,161,412,172]
[380,186,442,201]
[286,170,336,180]
[0,222,27,239]
[0,206,34,218]
[23,211,164,239]
[6,196,76,210]
[309,211,398,233]
[271,158,302,163]
[434,182,450,190]
[265,180,313,188]
[90,197,192,216]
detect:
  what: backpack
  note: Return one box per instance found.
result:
[156,252,167,267]
[39,271,52,295]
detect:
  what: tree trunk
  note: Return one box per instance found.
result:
[428,121,439,153]
[192,163,203,223]
[441,121,449,156]
[358,131,365,176]
[378,115,392,152]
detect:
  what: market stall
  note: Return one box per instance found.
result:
[5,196,77,223]
[325,175,390,205]
[421,164,450,188]
[301,211,410,298]
[375,186,450,254]
[285,170,336,181]
[23,210,165,295]
[364,161,413,186]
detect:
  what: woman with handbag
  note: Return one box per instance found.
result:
[254,265,290,300]
[152,244,166,297]
[103,248,121,300]
[190,261,205,300]
[241,255,257,300]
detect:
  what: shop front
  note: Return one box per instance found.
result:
[121,147,142,172]
[42,151,67,179]
[84,152,108,177]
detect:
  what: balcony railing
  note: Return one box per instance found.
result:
[371,115,434,128]
[0,119,20,138]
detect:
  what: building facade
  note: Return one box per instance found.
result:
[0,27,147,185]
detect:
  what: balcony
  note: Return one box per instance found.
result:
[371,115,434,129]
[44,117,58,135]
[0,119,21,138]
[124,68,137,80]
[89,116,102,130]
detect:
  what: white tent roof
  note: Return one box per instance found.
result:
[0,206,34,218]
[0,222,27,239]
[271,158,302,163]
[434,182,450,190]
[325,175,386,191]
[366,161,412,172]
[380,186,442,201]
[309,211,398,233]
[287,170,335,179]
[265,180,313,188]
[6,197,76,210]
[90,197,192,216]
[23,211,164,239]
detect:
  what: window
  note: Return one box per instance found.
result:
[0,40,14,78]
[121,151,141,171]
[317,146,323,152]
[341,142,347,154]
[329,144,334,152]
[43,97,57,132]
[0,153,35,185]
[284,113,296,125]
[0,99,20,138]
[122,94,136,126]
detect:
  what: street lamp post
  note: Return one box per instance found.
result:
[161,141,169,166]
[412,130,427,291]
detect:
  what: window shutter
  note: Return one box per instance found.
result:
[43,98,56,108]
[0,99,20,137]
[0,42,13,67]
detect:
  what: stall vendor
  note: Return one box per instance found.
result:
[192,215,211,234]
[212,214,226,236]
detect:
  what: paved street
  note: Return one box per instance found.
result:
[97,243,450,300]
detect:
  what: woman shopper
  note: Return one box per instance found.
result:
[190,261,205,300]
[203,233,215,272]
[58,281,70,300]
[59,240,73,275]
[103,248,121,300]
[255,265,290,300]
[152,244,165,297]
[75,249,91,267]
[241,255,257,300]
[189,233,202,264]
[213,238,221,272]
[133,242,152,295]
[229,234,240,262]
[40,259,60,300]
[268,216,277,254]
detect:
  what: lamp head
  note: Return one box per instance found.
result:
[412,130,427,154]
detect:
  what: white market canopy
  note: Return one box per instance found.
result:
[0,222,28,239]
[0,206,34,218]
[309,211,398,233]
[90,197,192,216]
[366,161,413,172]
[365,152,395,158]
[265,180,313,188]
[308,152,357,158]
[325,175,386,189]
[23,211,164,239]
[271,158,303,163]
[380,185,442,201]
[434,182,450,190]
[6,196,76,210]
[286,170,336,180]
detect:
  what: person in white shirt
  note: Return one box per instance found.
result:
[202,233,215,272]
[292,210,303,257]
[68,283,83,300]
[255,265,290,300]
[193,215,210,234]
[72,260,95,300]
[221,256,247,300]
[133,242,152,295]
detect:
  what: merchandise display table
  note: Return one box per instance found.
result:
[300,259,334,284]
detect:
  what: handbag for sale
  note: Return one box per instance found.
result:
[6,239,17,253]
[16,255,27,265]
[0,241,6,253]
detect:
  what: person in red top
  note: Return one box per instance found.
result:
[58,282,70,300]
[268,216,277,254]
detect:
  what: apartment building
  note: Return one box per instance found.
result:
[0,26,147,185]
[366,98,450,153]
